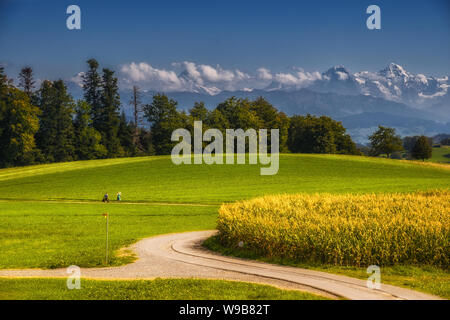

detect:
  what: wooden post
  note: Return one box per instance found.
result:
[102,213,109,264]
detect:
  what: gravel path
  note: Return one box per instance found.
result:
[0,230,442,300]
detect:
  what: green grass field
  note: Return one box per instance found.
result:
[0,278,328,300]
[0,154,449,299]
[1,154,449,203]
[0,201,217,268]
[428,146,450,164]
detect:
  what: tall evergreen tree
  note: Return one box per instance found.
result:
[137,127,154,155]
[190,102,210,122]
[36,80,76,162]
[130,85,142,147]
[82,59,102,129]
[99,68,123,157]
[118,111,135,156]
[18,66,35,98]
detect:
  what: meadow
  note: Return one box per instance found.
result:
[0,154,449,204]
[0,201,217,268]
[0,154,449,299]
[0,278,328,300]
[428,146,450,164]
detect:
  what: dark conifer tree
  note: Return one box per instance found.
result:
[82,59,102,129]
[118,111,135,156]
[18,66,35,98]
[99,68,123,157]
[36,80,76,162]
[130,85,142,148]
[411,135,432,161]
[189,102,209,122]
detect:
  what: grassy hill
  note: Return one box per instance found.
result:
[0,154,448,298]
[1,153,449,268]
[428,146,450,164]
[0,154,449,204]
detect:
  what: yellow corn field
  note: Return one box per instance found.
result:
[217,190,450,267]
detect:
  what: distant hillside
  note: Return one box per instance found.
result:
[117,88,447,143]
[338,112,450,144]
[68,77,448,144]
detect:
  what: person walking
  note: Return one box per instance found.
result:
[102,192,109,203]
[116,192,121,201]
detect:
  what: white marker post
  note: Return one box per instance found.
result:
[102,213,109,264]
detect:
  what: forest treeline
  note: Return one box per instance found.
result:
[2,59,432,168]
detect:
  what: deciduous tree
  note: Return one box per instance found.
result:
[411,135,432,161]
[288,114,359,155]
[73,100,107,160]
[368,125,403,158]
[0,68,41,166]
[143,93,185,155]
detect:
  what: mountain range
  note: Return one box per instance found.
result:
[69,63,450,144]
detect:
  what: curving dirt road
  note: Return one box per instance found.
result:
[0,230,441,300]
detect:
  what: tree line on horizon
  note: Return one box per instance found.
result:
[0,59,434,168]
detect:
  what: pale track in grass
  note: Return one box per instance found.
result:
[0,231,443,300]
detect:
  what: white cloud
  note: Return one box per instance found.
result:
[257,68,272,80]
[415,74,428,84]
[68,62,449,109]
[120,62,183,91]
[335,71,349,81]
[235,70,250,81]
[273,69,322,87]
[119,61,258,93]
[116,61,329,93]
[274,73,300,85]
[197,64,234,82]
[418,89,447,99]
[181,61,202,84]
[69,71,84,87]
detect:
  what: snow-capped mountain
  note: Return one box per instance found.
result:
[118,86,450,143]
[309,65,361,96]
[253,63,449,111]
[354,63,449,107]
[68,62,450,143]
[70,62,448,111]
[177,70,222,95]
[263,63,449,109]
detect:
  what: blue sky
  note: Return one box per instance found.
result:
[0,0,449,87]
